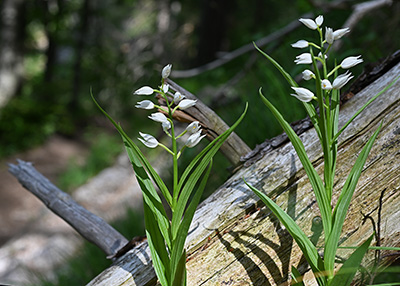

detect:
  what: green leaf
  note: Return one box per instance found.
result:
[325,123,382,275]
[328,234,373,286]
[171,161,212,285]
[259,89,332,237]
[171,103,248,239]
[172,249,187,286]
[244,180,326,286]
[253,43,321,138]
[91,91,173,207]
[291,266,305,286]
[144,204,170,286]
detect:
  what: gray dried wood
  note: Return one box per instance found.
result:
[8,160,129,257]
[88,62,400,285]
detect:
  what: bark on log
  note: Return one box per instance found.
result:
[87,62,400,285]
[165,79,251,166]
[8,160,129,257]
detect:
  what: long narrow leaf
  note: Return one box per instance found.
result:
[291,266,306,286]
[259,89,332,235]
[91,92,173,207]
[176,103,247,194]
[325,123,382,276]
[328,234,373,286]
[143,203,170,286]
[170,161,212,284]
[253,43,321,138]
[245,180,326,286]
[171,104,248,238]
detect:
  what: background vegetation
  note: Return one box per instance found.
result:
[1,0,399,284]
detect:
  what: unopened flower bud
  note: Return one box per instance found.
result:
[161,64,172,79]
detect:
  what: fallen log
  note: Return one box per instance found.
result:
[8,160,129,257]
[87,61,400,285]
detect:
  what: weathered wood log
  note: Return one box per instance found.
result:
[165,79,251,166]
[8,160,129,257]
[87,62,400,285]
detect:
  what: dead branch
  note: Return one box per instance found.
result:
[8,160,129,257]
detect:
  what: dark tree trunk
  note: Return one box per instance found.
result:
[195,0,235,65]
[0,0,26,107]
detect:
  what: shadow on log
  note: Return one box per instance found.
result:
[86,62,400,285]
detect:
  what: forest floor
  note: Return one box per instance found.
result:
[0,135,89,246]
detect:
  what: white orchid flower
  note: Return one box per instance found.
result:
[134,86,154,95]
[299,15,323,30]
[291,40,309,49]
[162,83,169,93]
[299,18,318,30]
[185,131,206,148]
[135,100,155,110]
[341,56,363,69]
[138,132,158,148]
[333,28,350,40]
[178,99,197,110]
[162,121,171,131]
[291,87,315,103]
[315,15,324,26]
[148,112,168,123]
[295,53,312,65]
[325,27,334,44]
[173,92,185,103]
[332,71,353,89]
[186,121,201,134]
[302,69,314,81]
[321,79,333,90]
[162,64,172,79]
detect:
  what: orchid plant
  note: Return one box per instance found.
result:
[92,64,247,286]
[246,15,399,285]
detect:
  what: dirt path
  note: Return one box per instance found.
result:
[0,135,89,246]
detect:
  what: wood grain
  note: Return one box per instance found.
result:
[88,62,400,285]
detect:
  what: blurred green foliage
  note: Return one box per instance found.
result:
[57,130,122,192]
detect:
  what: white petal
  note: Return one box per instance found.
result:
[185,131,206,148]
[315,15,324,26]
[138,132,158,148]
[299,18,318,30]
[302,69,314,81]
[173,91,185,103]
[134,86,154,95]
[333,28,350,40]
[186,121,201,134]
[295,53,312,65]
[162,64,172,79]
[148,112,168,123]
[321,79,332,90]
[332,71,353,89]
[325,27,334,44]
[162,121,171,131]
[135,100,154,109]
[162,83,169,93]
[178,99,197,110]
[341,56,363,69]
[291,87,314,102]
[291,40,309,49]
